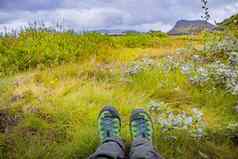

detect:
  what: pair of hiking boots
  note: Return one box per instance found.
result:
[98,106,153,143]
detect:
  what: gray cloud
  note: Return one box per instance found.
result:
[0,0,61,11]
[0,0,237,32]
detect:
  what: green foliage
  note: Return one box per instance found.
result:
[217,14,238,30]
[0,29,238,158]
[0,133,7,159]
[216,13,238,37]
[0,30,168,76]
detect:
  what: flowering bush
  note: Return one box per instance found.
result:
[179,63,209,86]
[179,61,238,94]
[191,54,203,63]
[180,63,193,75]
[208,61,238,95]
[126,57,156,75]
[162,56,180,72]
[126,35,238,120]
[228,52,238,66]
[204,36,238,54]
[147,100,207,138]
[190,67,210,86]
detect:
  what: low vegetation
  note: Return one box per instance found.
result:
[0,30,169,76]
[0,24,238,159]
[217,14,238,31]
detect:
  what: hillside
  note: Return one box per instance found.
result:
[217,13,238,30]
[168,20,215,35]
[0,30,238,159]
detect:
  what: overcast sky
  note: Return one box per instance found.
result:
[0,0,238,32]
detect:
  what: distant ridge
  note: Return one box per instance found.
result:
[92,29,139,35]
[168,20,215,35]
[216,13,238,31]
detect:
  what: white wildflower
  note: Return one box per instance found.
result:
[180,64,193,75]
[184,116,193,126]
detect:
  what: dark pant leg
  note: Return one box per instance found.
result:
[88,137,125,159]
[129,137,162,159]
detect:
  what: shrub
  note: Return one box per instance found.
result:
[0,29,166,76]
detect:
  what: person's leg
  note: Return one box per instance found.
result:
[129,109,162,159]
[89,137,125,159]
[89,106,125,159]
[130,136,161,159]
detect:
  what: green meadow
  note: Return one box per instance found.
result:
[0,29,238,159]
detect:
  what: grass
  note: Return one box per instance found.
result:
[0,31,238,159]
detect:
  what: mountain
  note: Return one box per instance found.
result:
[92,29,139,35]
[168,20,215,35]
[216,13,238,31]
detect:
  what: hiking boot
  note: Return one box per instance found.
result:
[98,106,121,142]
[130,109,153,142]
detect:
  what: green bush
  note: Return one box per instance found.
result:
[0,31,167,76]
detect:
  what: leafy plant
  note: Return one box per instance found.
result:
[201,0,211,22]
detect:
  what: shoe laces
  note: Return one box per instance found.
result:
[133,116,151,139]
[101,114,119,139]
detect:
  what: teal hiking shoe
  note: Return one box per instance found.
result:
[98,106,121,142]
[130,109,153,142]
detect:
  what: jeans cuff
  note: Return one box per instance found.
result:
[103,137,125,151]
